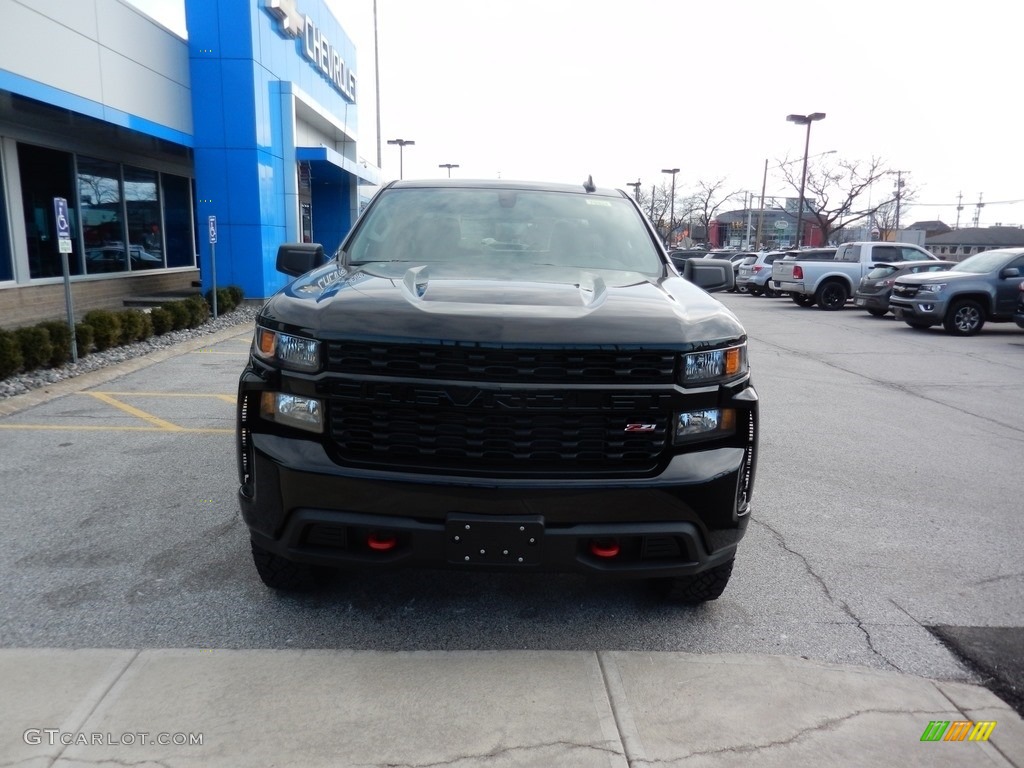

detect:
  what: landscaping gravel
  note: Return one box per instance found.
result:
[0,305,259,399]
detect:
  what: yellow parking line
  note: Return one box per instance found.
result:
[90,392,234,397]
[87,392,184,431]
[0,424,233,433]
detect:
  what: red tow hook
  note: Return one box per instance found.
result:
[367,532,398,551]
[590,538,620,558]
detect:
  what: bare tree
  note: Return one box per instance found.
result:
[777,156,896,245]
[638,182,694,244]
[692,179,741,242]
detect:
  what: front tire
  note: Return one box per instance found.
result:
[792,294,815,307]
[656,559,734,604]
[815,281,849,311]
[763,285,779,298]
[943,299,985,336]
[906,320,931,330]
[867,308,888,317]
[251,540,318,591]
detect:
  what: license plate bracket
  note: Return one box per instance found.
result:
[445,514,544,566]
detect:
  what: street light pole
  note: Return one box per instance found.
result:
[661,168,680,248]
[786,112,825,247]
[438,163,459,178]
[386,138,415,179]
[891,170,908,235]
[627,179,641,202]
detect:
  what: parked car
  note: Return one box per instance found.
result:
[854,260,956,316]
[736,251,787,296]
[85,244,163,273]
[708,251,756,292]
[238,179,758,603]
[1016,280,1024,329]
[773,242,936,310]
[768,247,837,301]
[889,248,1024,335]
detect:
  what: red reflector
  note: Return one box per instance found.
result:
[590,539,620,558]
[367,532,397,551]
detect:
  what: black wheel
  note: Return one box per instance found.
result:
[943,299,985,336]
[763,285,779,298]
[251,540,318,591]
[749,286,763,297]
[906,321,931,330]
[792,294,815,307]
[867,308,888,317]
[656,559,734,604]
[815,281,849,311]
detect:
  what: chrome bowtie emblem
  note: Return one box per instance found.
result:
[266,0,304,38]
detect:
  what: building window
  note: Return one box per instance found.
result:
[18,144,80,279]
[0,160,11,282]
[125,166,163,270]
[162,173,196,268]
[78,155,128,274]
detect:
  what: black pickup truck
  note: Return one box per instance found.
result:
[236,179,758,602]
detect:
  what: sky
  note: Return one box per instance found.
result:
[127,0,1022,228]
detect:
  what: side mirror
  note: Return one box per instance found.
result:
[276,243,327,277]
[682,257,734,293]
[1000,267,1020,279]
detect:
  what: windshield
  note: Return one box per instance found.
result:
[344,187,663,276]
[950,251,1016,274]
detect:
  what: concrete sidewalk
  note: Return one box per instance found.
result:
[3,649,1022,767]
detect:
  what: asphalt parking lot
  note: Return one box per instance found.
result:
[0,297,1021,706]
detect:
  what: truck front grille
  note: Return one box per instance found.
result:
[327,393,669,473]
[326,341,677,384]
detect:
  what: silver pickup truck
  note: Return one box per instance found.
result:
[772,241,937,310]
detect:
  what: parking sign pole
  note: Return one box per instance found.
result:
[53,197,78,363]
[208,215,218,319]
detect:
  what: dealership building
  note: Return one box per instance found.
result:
[0,0,378,328]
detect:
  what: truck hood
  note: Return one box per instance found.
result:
[259,262,745,347]
[894,270,976,286]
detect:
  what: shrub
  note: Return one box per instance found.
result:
[15,326,53,372]
[150,307,173,335]
[118,309,146,345]
[205,288,236,314]
[184,295,210,328]
[0,328,24,379]
[138,311,154,340]
[39,321,73,367]
[163,301,191,331]
[75,323,94,357]
[227,285,244,306]
[83,310,121,351]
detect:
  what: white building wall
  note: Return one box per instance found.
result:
[0,0,191,137]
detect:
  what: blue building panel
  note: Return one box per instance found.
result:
[186,0,369,298]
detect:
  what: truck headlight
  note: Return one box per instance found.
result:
[674,408,736,443]
[918,283,946,294]
[681,345,747,386]
[260,392,323,433]
[253,327,321,371]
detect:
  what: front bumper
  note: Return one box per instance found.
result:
[888,297,947,322]
[238,408,756,581]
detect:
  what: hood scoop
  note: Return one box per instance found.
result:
[402,265,608,309]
